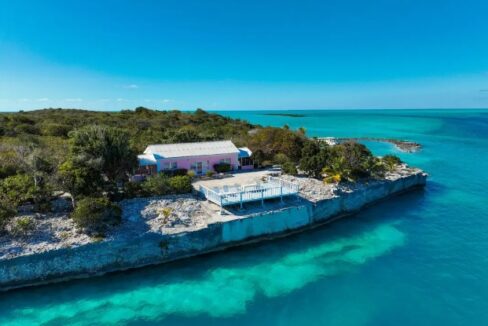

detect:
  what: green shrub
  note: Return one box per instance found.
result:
[169,175,192,194]
[261,160,273,167]
[71,197,121,235]
[323,173,342,184]
[141,174,171,195]
[0,174,36,208]
[162,168,188,177]
[299,141,331,178]
[320,142,391,183]
[14,124,39,135]
[205,170,215,177]
[382,155,402,171]
[10,216,36,237]
[0,204,16,232]
[213,163,231,173]
[273,153,290,165]
[40,123,71,137]
[124,181,145,198]
[282,161,298,176]
[187,170,196,178]
[159,207,173,224]
[139,174,191,196]
[0,165,18,179]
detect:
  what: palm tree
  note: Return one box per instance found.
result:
[322,156,353,184]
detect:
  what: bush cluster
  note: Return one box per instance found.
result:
[161,168,188,177]
[0,204,16,233]
[126,174,193,197]
[213,163,231,173]
[71,197,121,235]
[298,140,403,184]
[9,216,36,237]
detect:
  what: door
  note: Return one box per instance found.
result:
[196,161,203,174]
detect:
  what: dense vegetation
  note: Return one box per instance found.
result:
[299,141,401,183]
[0,107,401,236]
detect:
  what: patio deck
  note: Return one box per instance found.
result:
[196,173,299,208]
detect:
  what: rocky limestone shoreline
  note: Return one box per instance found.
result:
[0,166,427,291]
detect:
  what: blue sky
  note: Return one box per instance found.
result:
[1,0,488,111]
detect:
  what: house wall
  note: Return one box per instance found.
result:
[238,157,254,170]
[156,153,239,173]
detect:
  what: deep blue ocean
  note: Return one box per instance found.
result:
[1,109,488,325]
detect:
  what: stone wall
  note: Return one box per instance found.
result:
[0,171,426,291]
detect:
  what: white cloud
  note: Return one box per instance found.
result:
[37,98,49,102]
[124,84,139,89]
[116,98,127,102]
[162,99,172,103]
[18,98,30,102]
[65,98,83,102]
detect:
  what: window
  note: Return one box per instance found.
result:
[240,157,253,166]
[220,158,231,164]
[163,162,177,170]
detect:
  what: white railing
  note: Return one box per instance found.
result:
[267,176,300,193]
[199,177,299,207]
[198,186,222,205]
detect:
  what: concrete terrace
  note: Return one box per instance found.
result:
[193,170,300,210]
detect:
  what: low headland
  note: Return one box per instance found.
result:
[318,137,422,153]
[0,108,427,291]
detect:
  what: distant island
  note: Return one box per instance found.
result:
[262,113,306,118]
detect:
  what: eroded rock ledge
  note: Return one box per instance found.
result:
[0,166,427,291]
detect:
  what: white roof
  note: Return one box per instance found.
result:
[144,140,239,159]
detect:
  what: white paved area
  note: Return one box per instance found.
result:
[192,170,273,190]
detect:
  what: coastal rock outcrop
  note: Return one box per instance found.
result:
[0,168,427,291]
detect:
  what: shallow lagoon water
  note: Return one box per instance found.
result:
[1,109,488,325]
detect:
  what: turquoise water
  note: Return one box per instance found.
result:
[1,109,488,325]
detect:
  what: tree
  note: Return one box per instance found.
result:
[58,160,103,207]
[322,156,352,183]
[247,127,308,163]
[322,142,386,183]
[331,142,373,179]
[69,125,137,184]
[299,141,330,178]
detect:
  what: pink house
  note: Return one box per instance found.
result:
[137,140,253,175]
